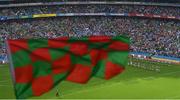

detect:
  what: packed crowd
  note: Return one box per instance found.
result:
[0,5,179,17]
[8,0,180,3]
[0,17,179,59]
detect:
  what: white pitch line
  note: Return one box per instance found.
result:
[0,65,8,67]
[1,75,11,77]
[62,70,180,97]
[0,84,13,87]
[142,71,180,80]
[0,80,11,83]
[161,71,180,75]
[61,82,122,97]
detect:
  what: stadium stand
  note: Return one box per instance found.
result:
[0,17,179,58]
[0,5,179,17]
[0,1,179,63]
[1,0,179,4]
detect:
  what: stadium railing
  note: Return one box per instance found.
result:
[0,1,179,7]
[0,13,180,21]
[130,52,180,64]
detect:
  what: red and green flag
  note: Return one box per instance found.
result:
[6,36,129,99]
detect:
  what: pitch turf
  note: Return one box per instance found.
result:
[0,59,180,99]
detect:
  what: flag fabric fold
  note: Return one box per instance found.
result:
[6,36,129,99]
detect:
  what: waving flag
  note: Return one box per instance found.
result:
[6,36,129,98]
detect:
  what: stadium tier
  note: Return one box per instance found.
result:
[0,0,180,3]
[0,2,179,63]
[0,5,179,17]
[0,17,179,59]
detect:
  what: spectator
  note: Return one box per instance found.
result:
[0,5,179,17]
[0,17,179,58]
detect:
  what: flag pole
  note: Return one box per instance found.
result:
[5,40,17,97]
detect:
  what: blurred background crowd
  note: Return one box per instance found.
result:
[0,3,179,63]
[5,0,179,3]
[0,5,179,17]
[0,17,179,58]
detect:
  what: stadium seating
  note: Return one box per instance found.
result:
[0,2,179,62]
[0,5,179,16]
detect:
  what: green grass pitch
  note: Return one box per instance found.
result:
[0,59,180,99]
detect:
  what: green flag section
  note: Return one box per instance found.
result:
[6,36,129,99]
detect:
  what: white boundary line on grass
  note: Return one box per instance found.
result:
[0,80,11,83]
[142,70,180,80]
[0,65,7,67]
[61,70,180,98]
[0,84,13,87]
